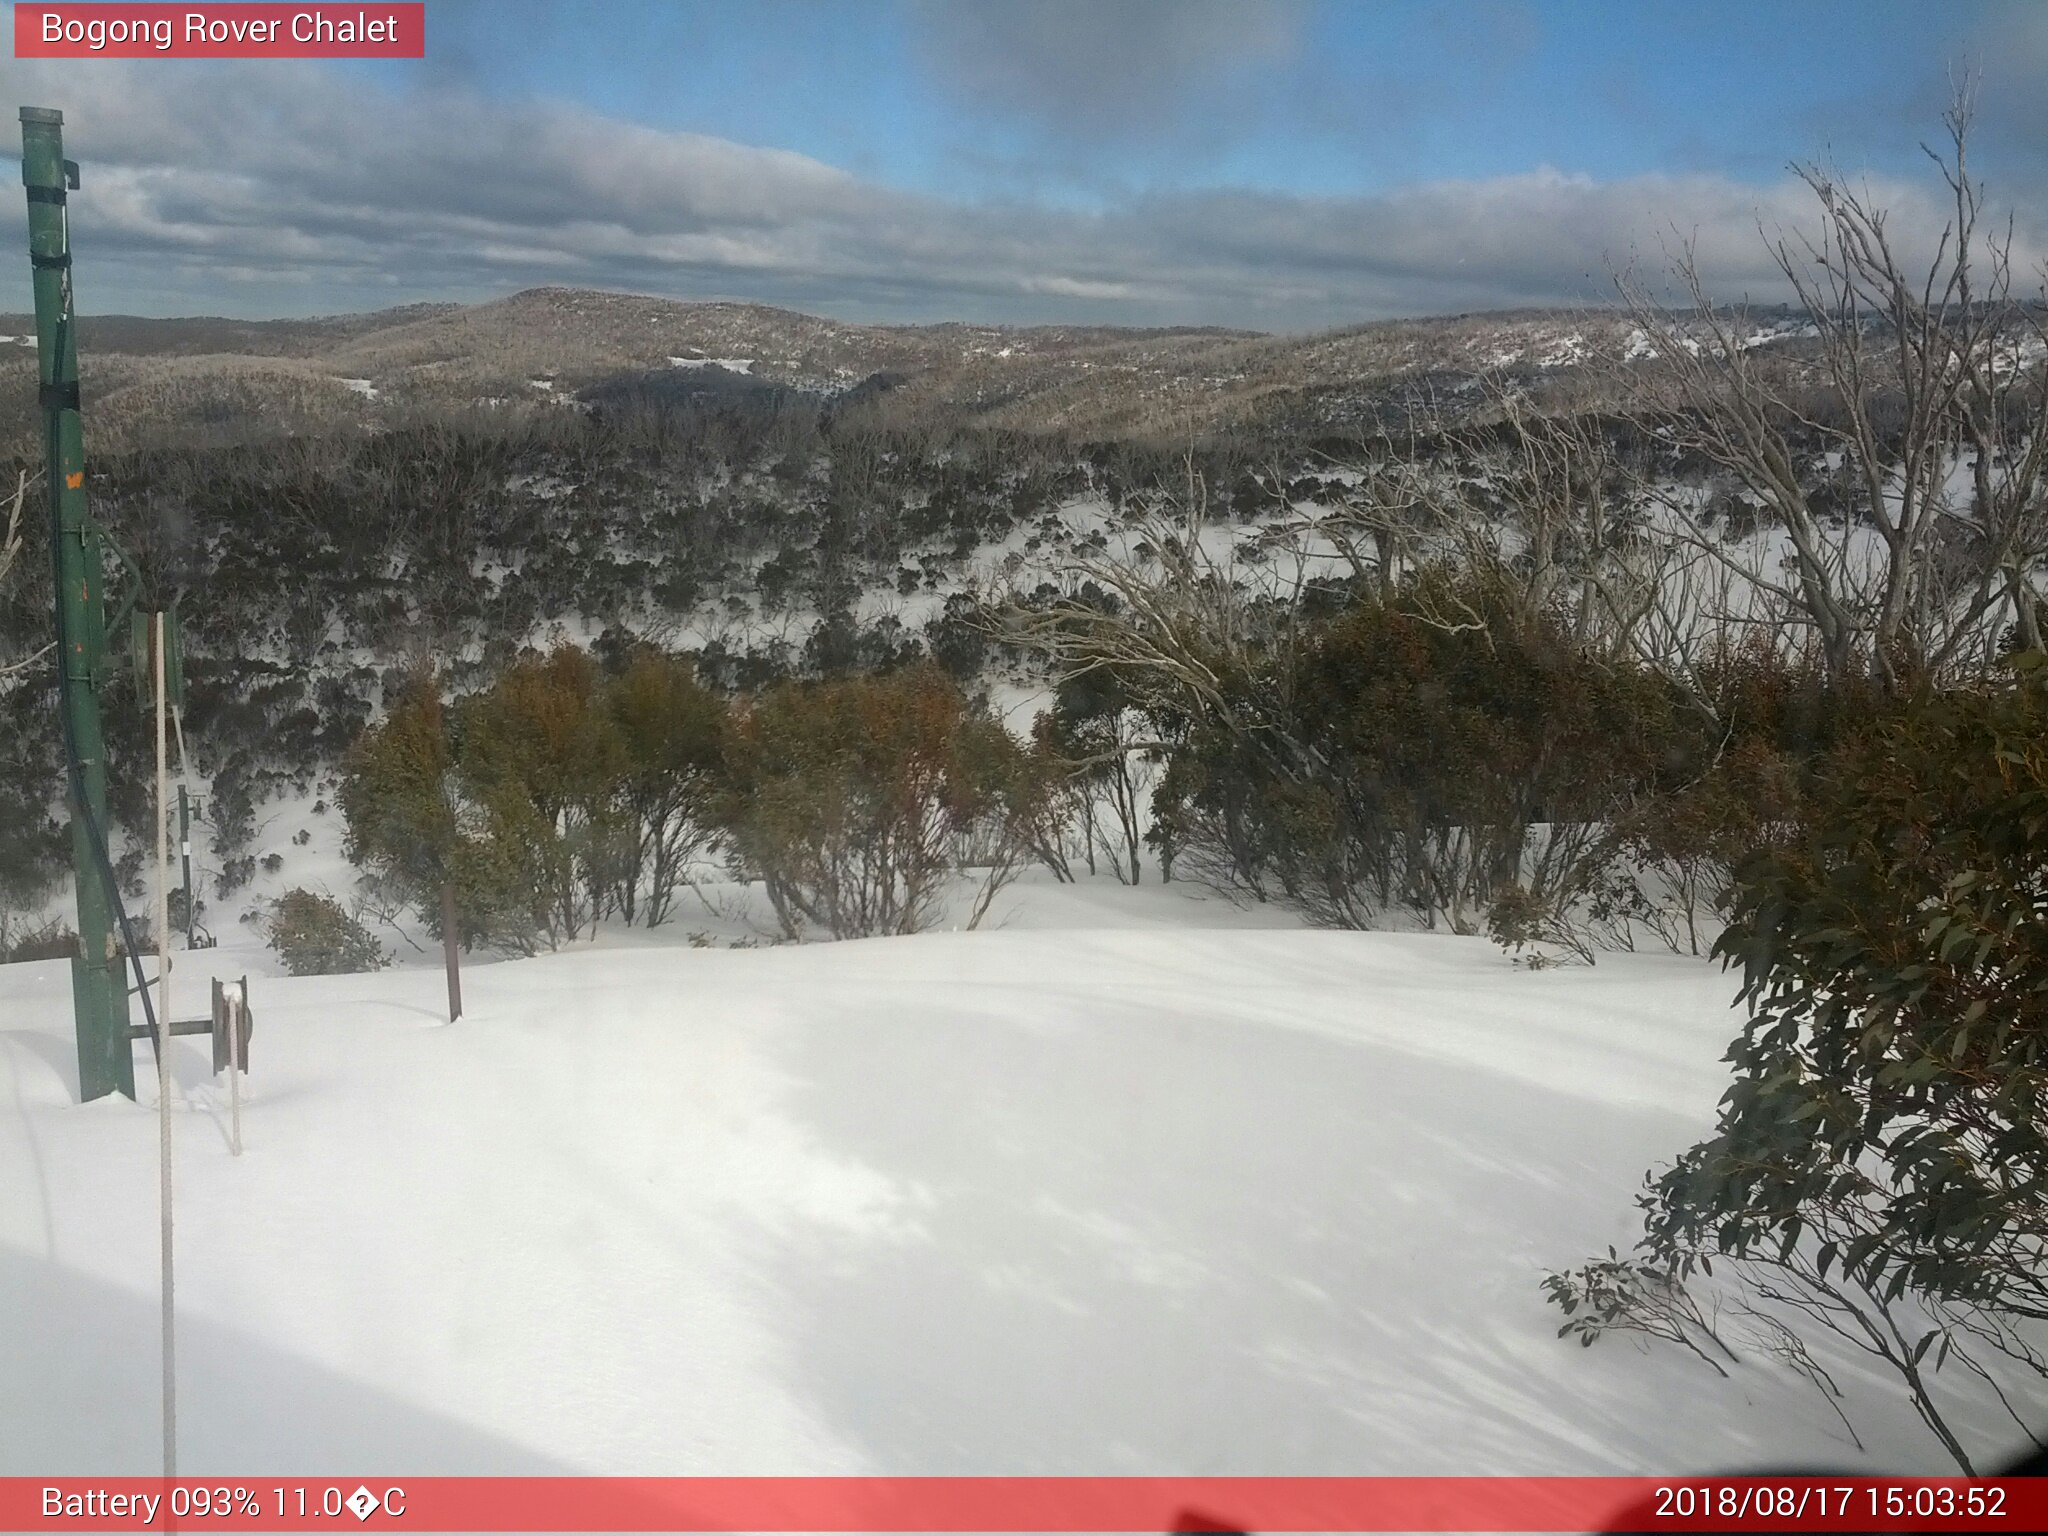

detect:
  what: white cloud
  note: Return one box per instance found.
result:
[1,56,2034,328]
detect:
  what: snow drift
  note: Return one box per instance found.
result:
[0,882,2026,1476]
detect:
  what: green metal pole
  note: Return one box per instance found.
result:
[21,106,133,1102]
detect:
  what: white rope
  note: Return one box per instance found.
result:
[153,613,177,1477]
[170,702,192,784]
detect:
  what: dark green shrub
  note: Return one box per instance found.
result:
[268,888,387,976]
[1553,655,2048,1472]
[1155,573,1686,933]
[1648,654,2048,1314]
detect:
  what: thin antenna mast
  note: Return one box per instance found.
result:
[153,610,177,1476]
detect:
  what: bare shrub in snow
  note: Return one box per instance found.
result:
[0,917,76,965]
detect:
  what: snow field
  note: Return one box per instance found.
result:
[5,878,2033,1478]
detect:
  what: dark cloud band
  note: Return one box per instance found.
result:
[0,56,2033,326]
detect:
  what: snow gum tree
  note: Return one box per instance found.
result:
[1657,654,2048,1309]
[715,664,1045,939]
[1554,653,2048,1470]
[603,647,724,927]
[343,650,643,951]
[1029,668,1154,885]
[456,644,628,946]
[339,673,461,923]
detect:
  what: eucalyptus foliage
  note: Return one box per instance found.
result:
[1643,653,2048,1320]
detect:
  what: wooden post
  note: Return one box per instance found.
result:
[227,978,243,1158]
[440,882,462,1022]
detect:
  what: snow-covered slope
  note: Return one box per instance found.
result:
[0,881,2028,1476]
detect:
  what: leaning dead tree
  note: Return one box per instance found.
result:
[1,469,53,680]
[1379,401,1676,654]
[0,470,24,600]
[1614,94,2048,689]
[993,456,1327,786]
[1248,394,1729,702]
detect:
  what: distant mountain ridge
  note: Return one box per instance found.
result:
[0,285,1819,453]
[0,302,465,358]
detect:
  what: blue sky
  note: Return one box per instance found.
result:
[358,1,2023,195]
[3,0,2043,327]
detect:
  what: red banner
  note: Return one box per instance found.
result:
[13,4,424,58]
[2,1477,2043,1532]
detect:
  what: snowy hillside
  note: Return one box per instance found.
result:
[0,288,1829,454]
[2,878,2030,1478]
